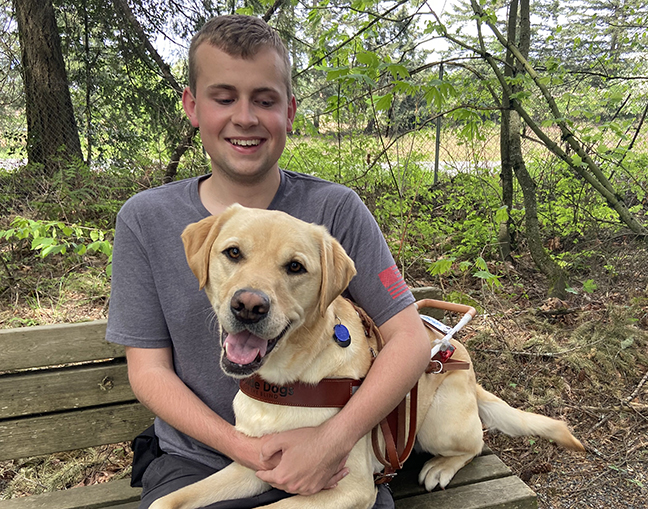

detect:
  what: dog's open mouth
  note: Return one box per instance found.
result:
[221,324,290,376]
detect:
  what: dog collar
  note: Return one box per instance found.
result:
[240,374,362,408]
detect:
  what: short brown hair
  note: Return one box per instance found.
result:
[188,15,292,99]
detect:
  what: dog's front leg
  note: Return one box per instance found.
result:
[258,456,378,509]
[258,483,377,509]
[149,463,270,509]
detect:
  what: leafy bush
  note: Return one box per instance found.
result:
[0,216,113,276]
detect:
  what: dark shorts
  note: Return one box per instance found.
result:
[139,452,394,509]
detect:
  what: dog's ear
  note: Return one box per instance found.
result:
[182,216,221,289]
[319,232,357,315]
[182,206,239,289]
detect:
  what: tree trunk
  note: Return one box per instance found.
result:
[498,0,517,263]
[510,110,568,297]
[164,126,197,184]
[14,0,83,176]
[503,0,568,297]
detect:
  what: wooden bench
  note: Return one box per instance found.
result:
[0,321,537,509]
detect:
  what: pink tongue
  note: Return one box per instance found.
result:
[224,331,269,365]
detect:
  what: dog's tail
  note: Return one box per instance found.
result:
[476,385,584,451]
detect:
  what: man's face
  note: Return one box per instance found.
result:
[183,44,296,184]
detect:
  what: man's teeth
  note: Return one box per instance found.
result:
[231,139,260,146]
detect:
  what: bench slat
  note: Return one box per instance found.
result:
[0,403,154,461]
[395,475,538,509]
[0,362,135,419]
[0,321,115,371]
[391,453,512,500]
[0,478,140,509]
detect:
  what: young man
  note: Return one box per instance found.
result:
[106,15,431,509]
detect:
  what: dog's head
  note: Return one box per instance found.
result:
[182,204,356,378]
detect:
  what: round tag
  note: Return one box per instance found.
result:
[333,324,351,347]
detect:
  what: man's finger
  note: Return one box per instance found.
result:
[322,467,349,490]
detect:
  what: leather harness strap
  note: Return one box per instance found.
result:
[426,357,470,373]
[371,383,418,483]
[348,301,420,483]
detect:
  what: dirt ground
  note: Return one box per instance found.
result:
[1,241,647,507]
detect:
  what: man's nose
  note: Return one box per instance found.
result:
[231,99,258,128]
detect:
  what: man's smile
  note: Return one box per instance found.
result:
[229,138,262,147]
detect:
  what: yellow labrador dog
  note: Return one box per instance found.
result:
[150,204,583,509]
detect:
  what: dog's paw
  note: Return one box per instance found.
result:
[418,455,471,491]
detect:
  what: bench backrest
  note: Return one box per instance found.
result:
[0,321,154,461]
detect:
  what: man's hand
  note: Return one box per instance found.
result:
[225,431,282,473]
[255,425,350,495]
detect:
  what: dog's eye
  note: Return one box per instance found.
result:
[224,247,241,260]
[287,261,306,274]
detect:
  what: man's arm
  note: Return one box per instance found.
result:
[125,346,276,472]
[256,303,430,494]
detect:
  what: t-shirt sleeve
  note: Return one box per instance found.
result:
[105,204,172,348]
[331,191,415,327]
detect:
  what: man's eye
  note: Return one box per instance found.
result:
[224,247,241,260]
[287,261,306,274]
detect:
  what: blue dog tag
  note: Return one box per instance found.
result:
[333,324,351,347]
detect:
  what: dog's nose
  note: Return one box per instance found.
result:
[230,289,270,323]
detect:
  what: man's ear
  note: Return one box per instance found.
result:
[182,86,200,128]
[286,95,297,132]
[319,231,357,315]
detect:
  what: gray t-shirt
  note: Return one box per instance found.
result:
[106,169,414,469]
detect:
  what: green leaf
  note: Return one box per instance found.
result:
[374,93,393,111]
[345,73,375,87]
[385,63,409,80]
[326,67,349,81]
[582,279,597,293]
[475,257,488,271]
[393,80,416,96]
[356,51,379,68]
[32,237,55,250]
[495,205,509,223]
[429,257,455,276]
[41,244,66,257]
[459,261,472,272]
[571,154,584,167]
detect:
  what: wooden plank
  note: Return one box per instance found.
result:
[0,403,154,461]
[0,363,135,419]
[391,453,513,500]
[0,320,119,371]
[395,475,537,509]
[0,479,140,509]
